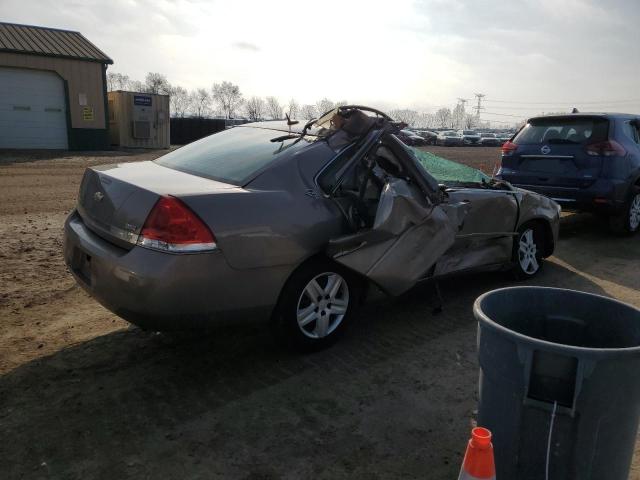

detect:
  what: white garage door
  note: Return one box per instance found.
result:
[0,67,68,149]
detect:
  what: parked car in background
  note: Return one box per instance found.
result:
[416,130,438,145]
[497,112,640,233]
[437,131,462,146]
[479,133,501,147]
[497,133,513,145]
[64,106,560,350]
[457,129,482,146]
[398,129,427,146]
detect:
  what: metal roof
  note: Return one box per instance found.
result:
[0,22,113,64]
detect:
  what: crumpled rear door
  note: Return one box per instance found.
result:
[327,178,458,296]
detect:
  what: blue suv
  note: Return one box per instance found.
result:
[497,113,640,233]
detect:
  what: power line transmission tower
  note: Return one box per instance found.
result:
[473,93,486,118]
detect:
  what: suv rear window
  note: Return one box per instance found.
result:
[155,126,313,185]
[513,117,609,145]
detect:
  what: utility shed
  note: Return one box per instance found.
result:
[108,91,170,149]
[0,22,112,150]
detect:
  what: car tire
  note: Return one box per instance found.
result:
[609,187,640,235]
[512,223,545,279]
[273,258,362,352]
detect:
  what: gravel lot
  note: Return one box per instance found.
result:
[1,146,639,479]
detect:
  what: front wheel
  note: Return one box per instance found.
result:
[512,224,545,279]
[273,259,361,351]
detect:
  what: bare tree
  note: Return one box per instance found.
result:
[464,114,477,129]
[452,103,466,129]
[128,80,145,92]
[212,81,243,119]
[144,72,171,95]
[169,86,191,118]
[265,96,283,120]
[315,98,335,116]
[191,88,212,118]
[435,108,453,129]
[300,104,317,119]
[389,109,419,127]
[106,72,130,91]
[417,112,435,129]
[287,98,299,119]
[245,96,265,121]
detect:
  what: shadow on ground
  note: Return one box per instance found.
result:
[554,213,640,292]
[0,260,607,479]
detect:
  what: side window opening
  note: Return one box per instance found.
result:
[327,143,411,232]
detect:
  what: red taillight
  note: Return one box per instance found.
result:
[501,140,518,156]
[137,196,216,252]
[585,140,626,157]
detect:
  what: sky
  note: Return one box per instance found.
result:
[2,0,639,124]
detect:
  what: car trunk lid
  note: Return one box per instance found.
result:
[77,161,238,249]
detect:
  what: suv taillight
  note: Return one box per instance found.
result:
[137,196,217,253]
[585,140,626,157]
[501,140,518,156]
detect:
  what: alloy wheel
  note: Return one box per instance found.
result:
[630,194,640,232]
[296,272,349,339]
[518,229,539,275]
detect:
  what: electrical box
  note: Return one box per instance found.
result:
[108,90,169,148]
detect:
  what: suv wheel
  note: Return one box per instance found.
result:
[610,187,640,234]
[512,223,544,279]
[274,259,361,351]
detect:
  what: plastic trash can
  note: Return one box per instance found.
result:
[474,286,640,480]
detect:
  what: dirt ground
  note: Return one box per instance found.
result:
[1,146,639,479]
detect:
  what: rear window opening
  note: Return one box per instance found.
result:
[155,126,314,185]
[514,117,609,145]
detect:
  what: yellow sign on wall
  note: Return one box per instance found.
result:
[82,106,94,121]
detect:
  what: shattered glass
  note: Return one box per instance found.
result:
[410,148,490,184]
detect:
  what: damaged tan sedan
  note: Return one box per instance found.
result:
[64,106,560,350]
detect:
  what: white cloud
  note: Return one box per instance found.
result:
[1,0,639,118]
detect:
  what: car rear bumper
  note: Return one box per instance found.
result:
[63,211,288,330]
[501,178,629,213]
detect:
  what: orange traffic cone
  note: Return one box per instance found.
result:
[458,427,496,480]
